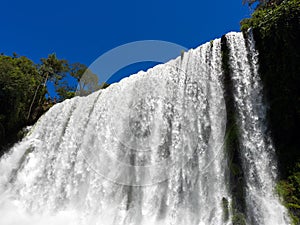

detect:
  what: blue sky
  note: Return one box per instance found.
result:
[0,0,251,95]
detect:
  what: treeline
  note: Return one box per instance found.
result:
[243,0,285,7]
[0,53,106,154]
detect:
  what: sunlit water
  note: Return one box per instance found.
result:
[0,32,290,225]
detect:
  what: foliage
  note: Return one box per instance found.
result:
[277,163,300,224]
[241,0,300,32]
[39,53,69,85]
[232,213,246,225]
[76,68,102,96]
[0,52,110,153]
[0,55,47,152]
[222,197,229,222]
[0,53,96,153]
[242,0,300,176]
[39,54,84,101]
[243,0,284,7]
[70,62,88,82]
[243,0,267,7]
[240,0,300,222]
[55,81,76,100]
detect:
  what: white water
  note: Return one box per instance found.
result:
[0,32,289,225]
[226,32,290,225]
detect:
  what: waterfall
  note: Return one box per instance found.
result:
[0,32,290,225]
[226,32,290,225]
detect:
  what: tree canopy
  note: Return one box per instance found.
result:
[0,53,105,153]
[243,0,284,7]
[0,55,42,150]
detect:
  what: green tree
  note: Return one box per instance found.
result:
[27,53,69,119]
[242,0,284,7]
[55,80,76,100]
[76,68,102,96]
[70,62,87,82]
[39,53,69,85]
[0,54,45,152]
[277,163,300,224]
[0,53,93,154]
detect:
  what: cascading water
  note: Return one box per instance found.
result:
[0,32,290,225]
[226,32,290,225]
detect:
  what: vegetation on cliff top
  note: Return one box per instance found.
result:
[0,0,299,222]
[0,54,97,154]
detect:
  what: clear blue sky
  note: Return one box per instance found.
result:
[0,0,251,95]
